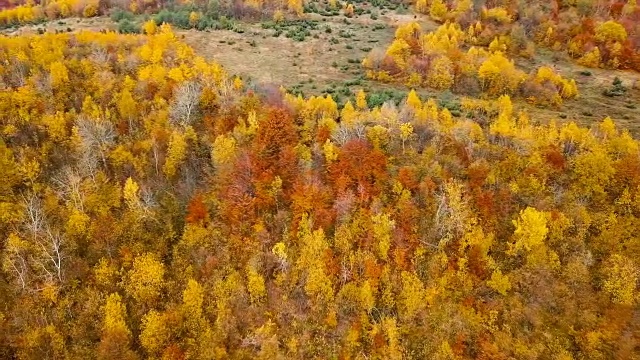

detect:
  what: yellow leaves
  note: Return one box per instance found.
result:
[323,139,339,163]
[138,64,167,83]
[399,271,426,319]
[482,7,512,23]
[478,52,525,96]
[271,242,288,264]
[490,95,516,137]
[188,11,201,28]
[420,22,465,56]
[273,10,285,22]
[367,125,390,150]
[511,207,548,253]
[41,282,59,304]
[211,134,237,166]
[405,72,422,88]
[287,0,303,16]
[415,0,428,13]
[489,36,509,53]
[123,177,140,209]
[399,122,413,141]
[49,61,69,88]
[183,278,204,319]
[246,266,267,304]
[386,38,411,69]
[381,317,403,360]
[116,88,137,120]
[487,268,511,295]
[572,146,615,197]
[405,89,422,111]
[426,55,454,90]
[531,66,579,102]
[595,21,628,43]
[125,253,165,303]
[599,116,617,138]
[340,100,357,125]
[143,19,157,35]
[233,76,244,91]
[395,22,421,42]
[168,67,186,82]
[82,0,98,17]
[297,215,334,305]
[102,293,131,338]
[454,0,472,14]
[623,0,638,14]
[65,208,90,237]
[305,262,335,304]
[19,159,40,186]
[603,254,637,305]
[355,89,367,110]
[94,258,118,288]
[360,280,376,313]
[372,212,395,260]
[429,0,447,21]
[234,111,259,139]
[561,79,579,99]
[140,310,169,355]
[0,4,43,27]
[163,130,188,178]
[578,47,601,68]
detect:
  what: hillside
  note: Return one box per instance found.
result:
[0,0,639,359]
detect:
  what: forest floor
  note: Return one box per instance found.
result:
[5,13,640,133]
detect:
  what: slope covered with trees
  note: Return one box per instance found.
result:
[0,25,639,359]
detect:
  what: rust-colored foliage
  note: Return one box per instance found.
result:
[544,146,566,170]
[397,166,420,191]
[328,139,387,200]
[185,194,208,224]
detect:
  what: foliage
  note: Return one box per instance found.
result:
[364,22,579,105]
[0,24,639,360]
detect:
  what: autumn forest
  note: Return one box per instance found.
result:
[0,0,639,359]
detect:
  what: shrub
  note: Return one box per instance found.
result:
[118,19,140,34]
[602,77,627,97]
[111,9,135,22]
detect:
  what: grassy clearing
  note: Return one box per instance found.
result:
[4,11,639,134]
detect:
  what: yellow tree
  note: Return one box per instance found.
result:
[510,207,548,253]
[355,89,368,110]
[399,271,426,320]
[478,52,525,96]
[386,39,411,69]
[372,212,396,260]
[399,122,414,153]
[142,19,157,35]
[98,293,137,360]
[405,89,422,112]
[595,21,628,43]
[415,0,428,14]
[296,214,334,308]
[211,134,237,167]
[139,310,170,356]
[125,253,166,304]
[602,254,638,305]
[163,130,188,178]
[426,56,454,90]
[429,0,447,21]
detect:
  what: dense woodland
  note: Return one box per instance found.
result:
[0,0,640,358]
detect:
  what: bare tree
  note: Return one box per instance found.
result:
[170,81,202,127]
[333,123,366,145]
[75,116,116,174]
[3,195,68,289]
[52,167,85,212]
